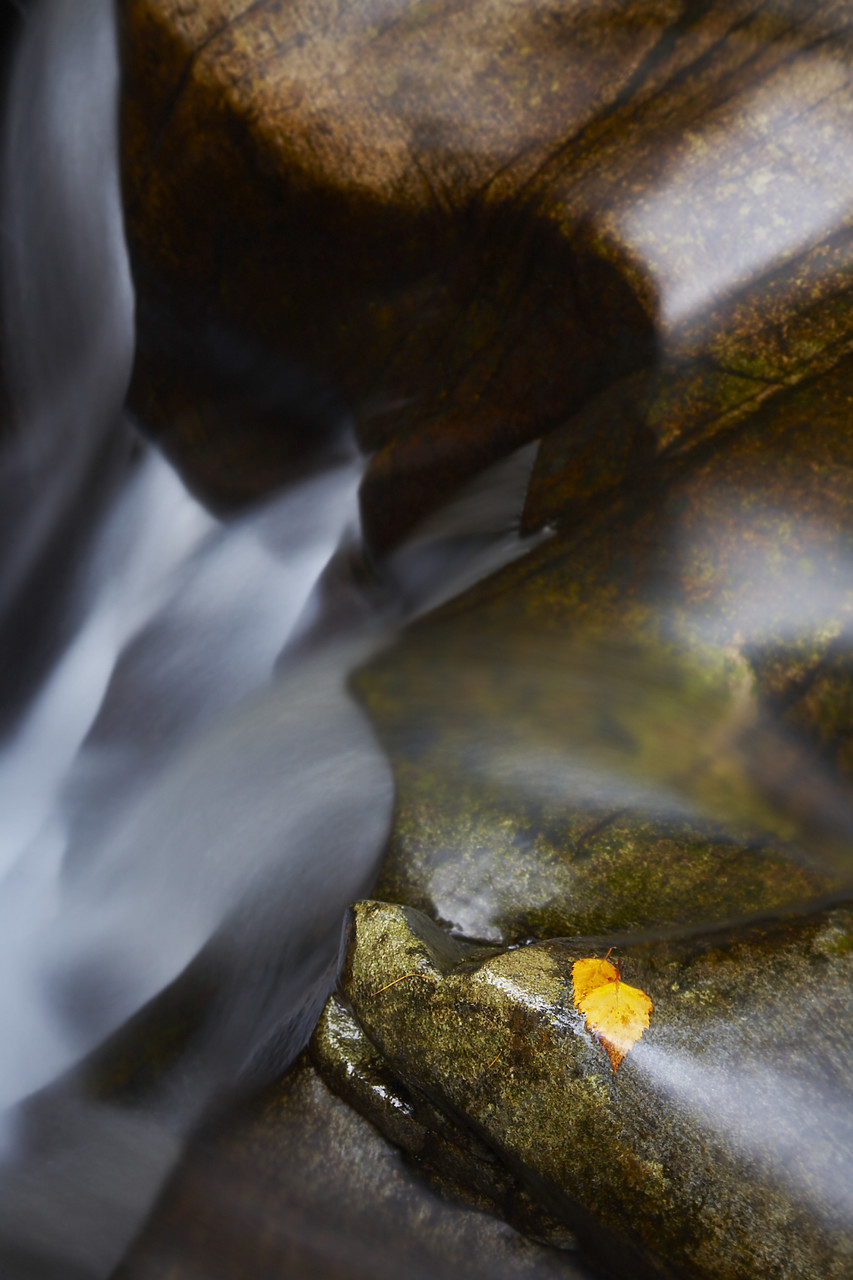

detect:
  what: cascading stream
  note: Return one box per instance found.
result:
[0,3,543,1274]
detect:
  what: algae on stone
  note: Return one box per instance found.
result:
[358,351,853,946]
[327,899,853,1280]
[312,994,578,1251]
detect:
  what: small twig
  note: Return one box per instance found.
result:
[371,972,423,996]
[485,1047,504,1069]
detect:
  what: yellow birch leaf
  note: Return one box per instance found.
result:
[572,953,653,1073]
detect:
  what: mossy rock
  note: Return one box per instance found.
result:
[358,350,853,944]
[110,7,853,1279]
[317,898,853,1280]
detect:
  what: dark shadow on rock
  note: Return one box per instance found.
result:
[121,11,660,544]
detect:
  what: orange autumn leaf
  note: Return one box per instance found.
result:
[572,953,653,1073]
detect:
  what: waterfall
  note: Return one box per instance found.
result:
[0,2,542,1273]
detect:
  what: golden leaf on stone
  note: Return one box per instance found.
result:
[572,952,653,1073]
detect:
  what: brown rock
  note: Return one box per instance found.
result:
[327,899,853,1280]
[113,1054,592,1280]
[122,2,853,546]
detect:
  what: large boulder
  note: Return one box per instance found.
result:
[121,1,853,548]
[359,347,853,944]
[316,898,853,1280]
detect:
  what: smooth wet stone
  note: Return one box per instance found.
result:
[122,2,853,546]
[112,9,853,1279]
[310,993,579,1250]
[121,0,656,533]
[358,616,848,944]
[358,349,853,944]
[117,3,853,954]
[114,1053,593,1280]
[331,899,853,1280]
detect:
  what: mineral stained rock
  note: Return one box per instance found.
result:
[321,898,853,1280]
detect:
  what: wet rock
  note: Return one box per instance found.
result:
[358,349,853,944]
[114,1052,593,1280]
[310,993,578,1251]
[120,1,853,965]
[111,7,853,1279]
[121,0,657,534]
[121,2,853,545]
[358,618,849,942]
[118,2,853,957]
[328,898,853,1280]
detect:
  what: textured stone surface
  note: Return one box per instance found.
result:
[121,1,853,545]
[325,898,853,1280]
[359,348,853,943]
[113,6,853,1279]
[114,1053,592,1280]
[309,969,579,1251]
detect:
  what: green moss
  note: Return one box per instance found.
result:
[332,900,853,1280]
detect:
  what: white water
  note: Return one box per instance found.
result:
[0,3,545,1272]
[0,0,374,1114]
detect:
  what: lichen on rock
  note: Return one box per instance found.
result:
[319,899,853,1280]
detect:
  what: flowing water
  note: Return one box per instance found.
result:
[0,3,549,1273]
